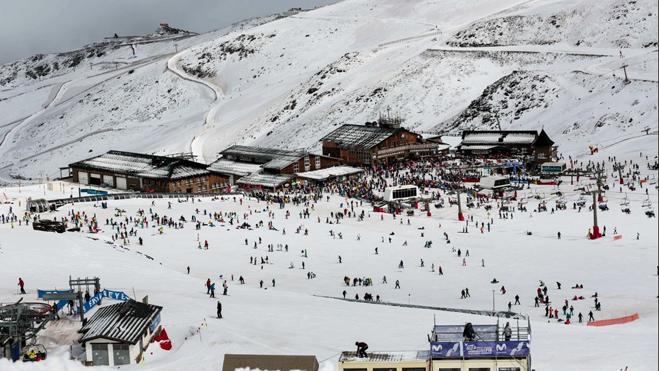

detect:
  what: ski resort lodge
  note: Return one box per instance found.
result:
[69,151,231,193]
[320,118,445,166]
[457,130,556,164]
[79,300,162,366]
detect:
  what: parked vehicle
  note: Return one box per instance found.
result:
[32,220,66,233]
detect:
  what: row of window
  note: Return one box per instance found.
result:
[91,343,130,366]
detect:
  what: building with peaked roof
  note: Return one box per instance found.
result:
[218,145,340,175]
[223,354,319,371]
[320,120,442,166]
[458,129,556,164]
[79,300,162,366]
[69,151,230,193]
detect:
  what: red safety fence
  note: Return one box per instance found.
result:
[587,313,639,327]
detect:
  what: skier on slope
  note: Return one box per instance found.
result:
[18,278,26,294]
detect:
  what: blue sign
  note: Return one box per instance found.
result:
[430,342,462,358]
[431,341,529,358]
[82,289,130,313]
[463,341,529,358]
[149,312,161,333]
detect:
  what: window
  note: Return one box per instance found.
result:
[315,156,321,169]
[468,368,491,371]
[304,156,311,171]
[374,368,397,371]
[498,368,521,371]
[112,343,130,366]
[91,343,109,366]
[403,368,426,371]
[437,369,460,371]
[344,369,367,371]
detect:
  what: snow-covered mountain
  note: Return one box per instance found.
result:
[0,0,657,181]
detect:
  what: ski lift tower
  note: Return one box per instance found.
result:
[587,169,606,240]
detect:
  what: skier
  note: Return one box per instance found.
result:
[209,282,216,298]
[206,278,211,294]
[217,301,222,319]
[18,278,26,295]
[187,266,190,274]
[394,280,400,289]
[343,290,347,299]
[514,294,520,305]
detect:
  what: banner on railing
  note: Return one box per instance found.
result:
[430,341,529,358]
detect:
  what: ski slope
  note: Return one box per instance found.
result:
[1,152,658,370]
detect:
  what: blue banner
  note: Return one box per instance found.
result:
[431,341,529,358]
[82,289,130,313]
[463,341,529,358]
[430,342,461,358]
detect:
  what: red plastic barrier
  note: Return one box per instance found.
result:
[587,313,639,326]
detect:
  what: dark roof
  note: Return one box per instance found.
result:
[222,354,319,371]
[220,145,307,169]
[69,150,209,180]
[320,124,401,149]
[79,300,162,344]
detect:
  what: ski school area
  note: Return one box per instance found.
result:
[0,145,657,370]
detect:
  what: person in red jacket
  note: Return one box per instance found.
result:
[18,278,26,294]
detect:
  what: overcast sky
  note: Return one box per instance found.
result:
[0,0,338,64]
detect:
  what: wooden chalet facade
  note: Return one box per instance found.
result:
[320,120,440,166]
[69,151,231,193]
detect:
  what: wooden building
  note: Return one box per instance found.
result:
[458,130,556,164]
[219,145,340,175]
[223,354,319,371]
[320,119,440,166]
[69,151,230,193]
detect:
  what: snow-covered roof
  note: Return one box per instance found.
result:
[80,301,162,344]
[339,351,429,363]
[73,152,155,174]
[236,173,293,188]
[263,158,298,171]
[459,144,498,150]
[502,132,537,144]
[208,159,262,177]
[460,130,546,146]
[461,133,503,144]
[71,151,209,180]
[320,124,400,149]
[296,166,363,181]
[221,145,306,167]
